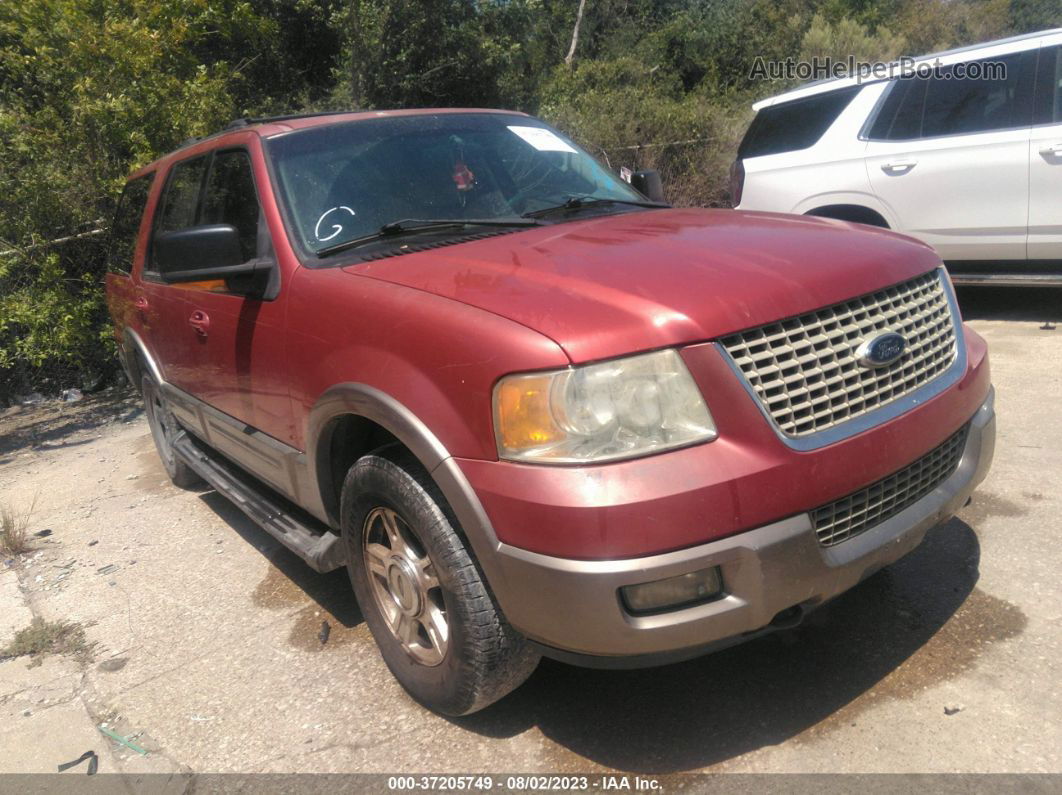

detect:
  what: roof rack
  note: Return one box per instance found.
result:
[225,110,360,131]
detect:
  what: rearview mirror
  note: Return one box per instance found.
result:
[630,170,665,203]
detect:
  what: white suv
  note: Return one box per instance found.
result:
[732,29,1062,285]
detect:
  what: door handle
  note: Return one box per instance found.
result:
[188,310,210,336]
[133,296,149,311]
[881,159,917,173]
[1039,143,1062,156]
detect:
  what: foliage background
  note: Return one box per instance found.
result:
[0,0,1056,401]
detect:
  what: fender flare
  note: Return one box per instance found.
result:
[306,383,508,592]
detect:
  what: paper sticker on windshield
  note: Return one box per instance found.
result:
[507,126,577,153]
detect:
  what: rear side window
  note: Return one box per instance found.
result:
[107,174,153,275]
[201,150,260,262]
[1033,45,1062,125]
[869,50,1035,139]
[739,86,861,158]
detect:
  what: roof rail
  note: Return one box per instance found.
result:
[224,110,360,131]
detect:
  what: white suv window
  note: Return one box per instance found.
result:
[1033,45,1061,125]
[738,86,861,158]
[867,50,1035,140]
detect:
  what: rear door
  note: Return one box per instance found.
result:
[105,172,155,364]
[864,49,1037,262]
[1030,43,1062,261]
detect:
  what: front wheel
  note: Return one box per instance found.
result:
[142,374,202,489]
[341,451,539,715]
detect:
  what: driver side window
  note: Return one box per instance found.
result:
[202,150,261,262]
[150,149,261,277]
[151,155,208,275]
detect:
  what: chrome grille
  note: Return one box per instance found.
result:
[721,270,957,438]
[812,423,969,546]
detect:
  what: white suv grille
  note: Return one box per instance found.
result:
[812,423,969,546]
[720,270,957,438]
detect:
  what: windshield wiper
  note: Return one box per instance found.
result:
[315,217,543,258]
[522,196,669,219]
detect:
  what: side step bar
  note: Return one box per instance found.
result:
[172,431,346,573]
[950,272,1062,287]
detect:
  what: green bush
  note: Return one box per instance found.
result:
[0,0,281,402]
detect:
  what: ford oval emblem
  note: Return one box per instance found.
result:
[856,332,907,368]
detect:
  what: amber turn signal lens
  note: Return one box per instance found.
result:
[494,374,562,451]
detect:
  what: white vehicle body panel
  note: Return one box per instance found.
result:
[1029,119,1062,260]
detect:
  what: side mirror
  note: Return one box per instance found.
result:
[630,170,665,203]
[156,224,257,283]
[155,224,278,299]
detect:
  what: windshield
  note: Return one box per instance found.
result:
[265,113,648,257]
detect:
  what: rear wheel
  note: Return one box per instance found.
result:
[341,450,539,715]
[142,374,202,489]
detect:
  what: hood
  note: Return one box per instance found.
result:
[346,208,942,363]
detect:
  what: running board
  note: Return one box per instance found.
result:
[949,272,1062,287]
[172,432,346,573]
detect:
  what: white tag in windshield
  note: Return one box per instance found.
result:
[507,126,577,153]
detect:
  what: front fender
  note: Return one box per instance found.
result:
[305,382,511,599]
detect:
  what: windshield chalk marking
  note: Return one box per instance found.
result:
[314,206,357,243]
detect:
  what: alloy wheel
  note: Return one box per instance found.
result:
[361,506,449,666]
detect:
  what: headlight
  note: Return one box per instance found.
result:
[493,349,716,464]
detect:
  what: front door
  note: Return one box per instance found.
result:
[148,144,294,450]
[1030,44,1062,261]
[864,49,1037,262]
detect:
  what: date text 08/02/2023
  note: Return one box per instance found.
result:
[386,775,664,791]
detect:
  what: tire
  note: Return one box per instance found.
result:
[141,373,203,489]
[341,450,539,715]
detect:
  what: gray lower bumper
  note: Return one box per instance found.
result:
[492,391,996,665]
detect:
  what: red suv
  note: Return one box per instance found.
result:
[106,109,995,715]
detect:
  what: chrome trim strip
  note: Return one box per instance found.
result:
[717,268,968,452]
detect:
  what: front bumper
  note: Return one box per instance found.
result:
[488,390,995,666]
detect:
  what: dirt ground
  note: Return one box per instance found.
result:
[0,287,1060,779]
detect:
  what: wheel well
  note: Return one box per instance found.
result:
[805,204,889,228]
[318,414,401,524]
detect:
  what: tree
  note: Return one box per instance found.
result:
[564,0,587,65]
[800,13,908,66]
[0,0,337,398]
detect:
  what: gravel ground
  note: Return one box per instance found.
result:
[0,286,1059,779]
